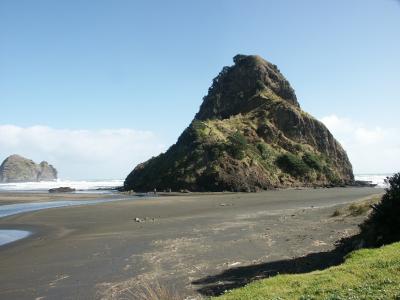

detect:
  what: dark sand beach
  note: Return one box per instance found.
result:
[0,188,382,299]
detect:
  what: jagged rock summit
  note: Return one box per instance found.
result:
[0,154,57,183]
[124,55,354,192]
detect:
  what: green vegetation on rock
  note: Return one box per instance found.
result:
[302,152,323,171]
[227,132,248,160]
[124,55,354,192]
[276,153,310,177]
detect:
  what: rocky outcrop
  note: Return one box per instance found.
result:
[124,55,354,192]
[0,154,57,183]
[49,187,75,193]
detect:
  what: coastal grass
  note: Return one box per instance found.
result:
[331,195,381,217]
[215,242,400,300]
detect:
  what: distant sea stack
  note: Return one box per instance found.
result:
[124,55,354,192]
[0,154,57,183]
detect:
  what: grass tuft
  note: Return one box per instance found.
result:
[100,278,183,300]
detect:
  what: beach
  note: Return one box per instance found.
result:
[0,188,383,299]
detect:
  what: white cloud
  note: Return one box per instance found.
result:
[1,118,397,179]
[0,125,166,179]
[320,115,400,174]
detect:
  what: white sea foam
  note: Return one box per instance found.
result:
[354,174,394,188]
[0,179,124,192]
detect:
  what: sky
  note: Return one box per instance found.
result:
[0,0,399,179]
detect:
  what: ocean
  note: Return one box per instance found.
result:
[354,174,393,188]
[0,179,124,192]
[0,174,393,192]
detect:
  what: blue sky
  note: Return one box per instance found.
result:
[0,0,399,179]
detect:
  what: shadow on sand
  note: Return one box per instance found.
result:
[192,236,360,296]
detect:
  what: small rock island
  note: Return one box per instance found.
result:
[124,55,354,192]
[0,154,58,183]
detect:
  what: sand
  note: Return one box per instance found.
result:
[0,187,382,299]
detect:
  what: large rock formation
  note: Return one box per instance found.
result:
[0,154,57,183]
[124,55,354,192]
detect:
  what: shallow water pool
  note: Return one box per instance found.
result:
[0,199,115,219]
[0,229,31,246]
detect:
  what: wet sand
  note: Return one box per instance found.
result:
[0,188,382,299]
[0,191,122,205]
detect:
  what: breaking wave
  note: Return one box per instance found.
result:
[0,179,124,192]
[0,175,394,191]
[354,174,394,188]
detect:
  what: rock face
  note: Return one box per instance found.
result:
[124,55,354,192]
[0,154,57,183]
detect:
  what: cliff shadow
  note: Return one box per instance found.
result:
[192,236,359,296]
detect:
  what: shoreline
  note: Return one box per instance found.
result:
[0,191,124,205]
[0,182,385,206]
